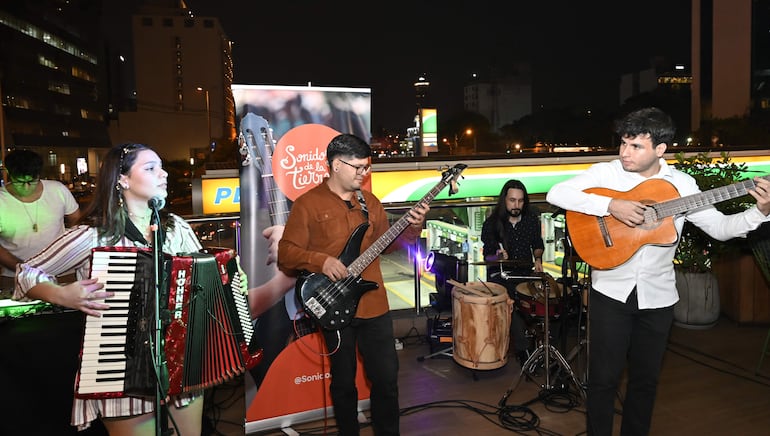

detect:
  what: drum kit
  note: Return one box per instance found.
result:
[468,255,589,402]
[419,232,590,401]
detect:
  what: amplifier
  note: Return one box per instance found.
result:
[426,315,452,355]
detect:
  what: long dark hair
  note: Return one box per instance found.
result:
[490,179,530,244]
[80,143,170,244]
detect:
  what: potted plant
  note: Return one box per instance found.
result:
[672,151,753,328]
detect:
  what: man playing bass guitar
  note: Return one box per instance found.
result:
[546,107,770,436]
[277,133,428,435]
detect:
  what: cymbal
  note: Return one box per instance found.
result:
[469,259,532,267]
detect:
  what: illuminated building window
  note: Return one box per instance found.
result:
[0,11,96,64]
[71,67,96,82]
[38,55,58,70]
[48,81,71,95]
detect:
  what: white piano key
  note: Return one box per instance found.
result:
[78,362,127,373]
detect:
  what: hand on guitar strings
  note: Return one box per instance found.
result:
[608,198,648,227]
[406,202,430,229]
[749,177,770,216]
[322,256,349,282]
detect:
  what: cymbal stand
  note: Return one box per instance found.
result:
[499,274,585,407]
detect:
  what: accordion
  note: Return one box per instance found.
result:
[75,246,262,399]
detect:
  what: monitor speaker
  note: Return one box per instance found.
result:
[426,251,467,312]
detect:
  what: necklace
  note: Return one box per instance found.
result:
[127,210,151,219]
[127,210,152,243]
[22,201,39,232]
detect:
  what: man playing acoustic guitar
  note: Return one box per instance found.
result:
[546,107,770,436]
[278,133,429,435]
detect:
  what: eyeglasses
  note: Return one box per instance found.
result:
[10,177,39,188]
[338,159,371,175]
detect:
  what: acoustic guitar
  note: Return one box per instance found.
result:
[566,176,763,270]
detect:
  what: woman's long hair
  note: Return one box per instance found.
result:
[79,143,170,245]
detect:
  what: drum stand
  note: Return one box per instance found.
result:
[417,344,453,360]
[499,273,586,407]
[557,233,590,390]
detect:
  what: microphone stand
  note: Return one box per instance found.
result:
[149,201,170,435]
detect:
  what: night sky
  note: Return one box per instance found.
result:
[105,1,692,133]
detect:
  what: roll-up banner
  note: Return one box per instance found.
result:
[233,85,373,433]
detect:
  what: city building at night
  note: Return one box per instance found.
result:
[107,0,234,162]
[0,0,111,183]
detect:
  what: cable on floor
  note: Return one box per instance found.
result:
[203,376,248,435]
[403,398,578,435]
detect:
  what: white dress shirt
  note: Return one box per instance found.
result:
[546,158,769,309]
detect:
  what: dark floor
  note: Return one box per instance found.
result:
[203,311,770,436]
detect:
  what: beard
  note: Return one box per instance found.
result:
[508,208,522,218]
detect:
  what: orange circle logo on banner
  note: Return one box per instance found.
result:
[273,124,372,201]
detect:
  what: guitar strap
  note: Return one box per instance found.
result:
[356,189,369,220]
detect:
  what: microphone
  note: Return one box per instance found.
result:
[148,196,165,210]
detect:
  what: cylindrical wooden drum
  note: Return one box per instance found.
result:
[451,281,513,370]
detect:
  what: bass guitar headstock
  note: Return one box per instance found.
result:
[440,163,467,196]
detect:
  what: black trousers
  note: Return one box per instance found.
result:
[586,289,673,436]
[322,312,400,436]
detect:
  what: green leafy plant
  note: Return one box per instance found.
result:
[673,151,753,272]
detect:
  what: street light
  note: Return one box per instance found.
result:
[196,87,211,150]
[460,128,476,154]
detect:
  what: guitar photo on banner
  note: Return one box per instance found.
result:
[297,163,468,330]
[566,176,766,270]
[239,114,322,379]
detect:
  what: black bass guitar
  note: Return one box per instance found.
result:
[297,163,467,330]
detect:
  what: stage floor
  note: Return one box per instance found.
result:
[204,312,770,436]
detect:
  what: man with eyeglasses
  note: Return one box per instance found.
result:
[278,133,429,435]
[0,149,81,297]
